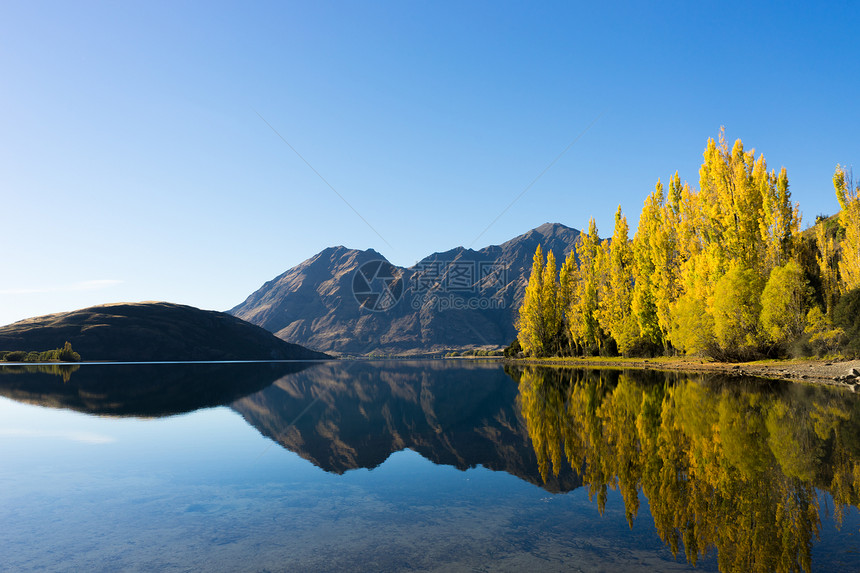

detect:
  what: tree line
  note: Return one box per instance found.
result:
[0,342,82,363]
[516,130,860,360]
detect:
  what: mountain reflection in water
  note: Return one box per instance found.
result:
[231,360,581,492]
[2,360,859,571]
[510,365,860,573]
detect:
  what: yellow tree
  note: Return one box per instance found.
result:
[632,187,663,348]
[668,130,791,357]
[670,175,710,353]
[698,131,765,275]
[834,166,860,291]
[712,266,765,356]
[517,245,546,356]
[570,218,605,354]
[651,175,684,342]
[542,250,561,355]
[815,222,840,316]
[638,169,712,354]
[759,165,799,271]
[566,261,586,355]
[760,261,812,347]
[558,250,577,354]
[632,175,688,350]
[600,206,637,354]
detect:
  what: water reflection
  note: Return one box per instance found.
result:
[0,360,582,492]
[0,362,314,417]
[232,360,581,492]
[0,362,80,382]
[509,365,860,573]
[1,360,859,570]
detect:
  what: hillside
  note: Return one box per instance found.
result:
[0,302,330,362]
[230,222,580,355]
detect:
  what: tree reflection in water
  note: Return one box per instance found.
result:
[510,366,860,573]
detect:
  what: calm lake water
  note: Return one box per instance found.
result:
[1,360,859,572]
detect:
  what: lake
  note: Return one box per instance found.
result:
[1,360,859,572]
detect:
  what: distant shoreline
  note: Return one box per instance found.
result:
[505,356,860,388]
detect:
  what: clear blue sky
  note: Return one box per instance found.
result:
[2,1,859,327]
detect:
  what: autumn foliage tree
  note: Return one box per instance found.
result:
[517,245,564,357]
[600,207,637,354]
[516,130,858,360]
[834,166,860,292]
[517,245,547,357]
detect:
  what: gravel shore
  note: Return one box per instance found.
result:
[511,357,860,389]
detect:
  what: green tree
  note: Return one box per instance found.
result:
[804,306,844,356]
[833,288,860,357]
[712,266,765,357]
[760,261,812,347]
[671,290,714,355]
[815,221,840,316]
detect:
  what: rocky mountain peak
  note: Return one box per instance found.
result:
[230,223,580,355]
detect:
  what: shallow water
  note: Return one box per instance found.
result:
[0,361,858,572]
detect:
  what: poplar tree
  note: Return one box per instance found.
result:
[542,250,561,355]
[569,219,604,354]
[697,131,764,275]
[632,189,662,347]
[517,244,546,356]
[760,166,799,271]
[834,166,860,292]
[815,223,840,316]
[513,130,847,359]
[565,256,584,356]
[558,250,577,354]
[600,206,637,354]
[760,261,812,347]
[712,266,764,357]
[650,178,683,342]
[631,174,692,352]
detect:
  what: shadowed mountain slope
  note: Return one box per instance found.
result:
[0,302,330,361]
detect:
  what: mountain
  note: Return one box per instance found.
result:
[0,302,330,362]
[231,360,581,493]
[230,222,580,355]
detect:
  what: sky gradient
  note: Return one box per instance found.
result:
[2,1,859,326]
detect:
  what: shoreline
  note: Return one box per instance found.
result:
[506,356,860,389]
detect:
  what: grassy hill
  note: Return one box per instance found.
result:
[0,302,330,362]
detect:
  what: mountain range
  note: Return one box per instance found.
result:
[230,222,580,355]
